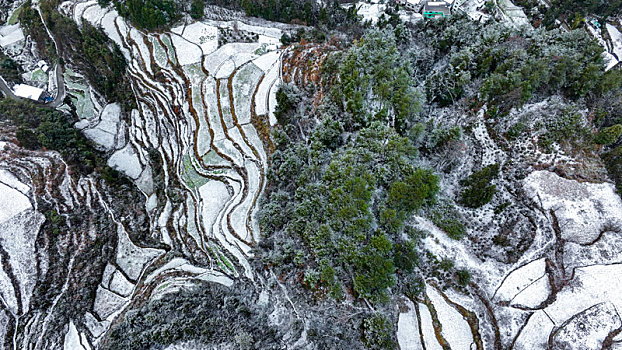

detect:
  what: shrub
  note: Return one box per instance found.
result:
[361,314,397,350]
[456,269,471,286]
[439,258,454,271]
[438,218,466,239]
[429,205,466,240]
[460,164,499,208]
[538,112,591,151]
[594,124,622,145]
[190,0,204,19]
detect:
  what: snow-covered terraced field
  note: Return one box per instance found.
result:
[19,1,287,347]
[83,2,277,261]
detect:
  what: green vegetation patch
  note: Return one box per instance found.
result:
[181,154,209,189]
[8,5,23,25]
[0,52,23,84]
[428,203,466,240]
[100,0,180,30]
[594,124,622,145]
[104,283,279,349]
[460,164,500,208]
[259,29,438,304]
[362,314,398,350]
[0,99,124,183]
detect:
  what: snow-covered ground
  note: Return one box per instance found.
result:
[0,24,25,49]
[497,0,531,27]
[81,103,122,151]
[418,301,443,350]
[0,170,45,316]
[608,21,622,70]
[426,285,474,350]
[456,0,491,23]
[63,321,91,350]
[356,2,387,24]
[494,258,547,303]
[523,171,622,244]
[515,265,622,349]
[397,298,423,350]
[607,22,622,64]
[107,143,143,180]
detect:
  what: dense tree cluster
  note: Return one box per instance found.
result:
[0,99,124,183]
[260,15,622,312]
[259,29,437,304]
[19,1,58,62]
[515,0,622,28]
[412,15,621,114]
[0,52,22,84]
[99,0,180,30]
[204,0,358,30]
[329,28,422,134]
[104,283,279,349]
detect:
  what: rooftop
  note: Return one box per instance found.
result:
[424,1,451,13]
[13,84,45,101]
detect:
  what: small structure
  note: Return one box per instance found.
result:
[423,1,450,18]
[590,19,601,29]
[13,84,51,102]
[397,0,422,11]
[36,60,50,73]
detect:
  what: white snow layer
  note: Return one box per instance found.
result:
[63,321,90,350]
[516,264,622,349]
[83,103,121,151]
[607,23,622,61]
[494,258,547,303]
[0,180,31,225]
[0,171,45,315]
[523,171,622,244]
[180,22,218,55]
[418,302,443,350]
[426,285,474,350]
[107,143,143,179]
[397,298,423,350]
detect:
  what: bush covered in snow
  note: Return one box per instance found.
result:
[104,282,279,349]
